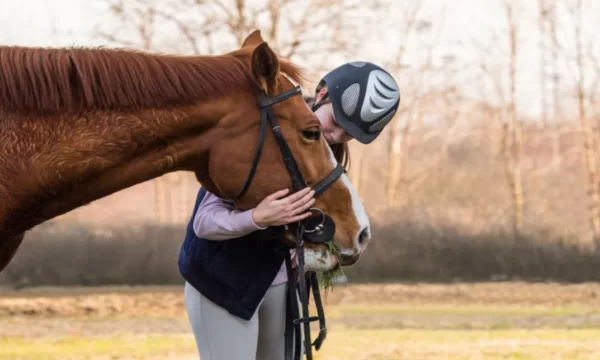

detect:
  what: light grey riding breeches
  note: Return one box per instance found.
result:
[184,281,304,360]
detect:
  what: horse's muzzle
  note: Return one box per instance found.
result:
[338,252,360,267]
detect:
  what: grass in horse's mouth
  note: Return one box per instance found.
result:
[324,239,340,257]
[317,240,345,292]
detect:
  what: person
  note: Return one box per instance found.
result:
[178,61,400,360]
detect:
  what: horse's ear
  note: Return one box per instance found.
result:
[242,30,264,48]
[250,42,280,93]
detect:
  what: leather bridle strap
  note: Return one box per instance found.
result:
[284,245,301,359]
[283,239,328,360]
[255,86,338,360]
[228,84,342,360]
[232,86,303,201]
[258,89,307,192]
[313,164,345,197]
[233,84,343,201]
[307,271,327,350]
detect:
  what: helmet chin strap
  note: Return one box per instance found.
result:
[311,86,331,112]
[311,96,331,112]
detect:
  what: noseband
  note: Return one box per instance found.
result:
[232,85,345,360]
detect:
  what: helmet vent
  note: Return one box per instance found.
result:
[369,109,396,132]
[349,61,366,67]
[341,83,360,116]
[360,70,400,122]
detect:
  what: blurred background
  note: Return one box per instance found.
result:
[2,0,600,359]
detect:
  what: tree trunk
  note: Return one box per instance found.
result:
[387,116,412,206]
[350,144,366,199]
[154,177,167,223]
[574,0,600,244]
[503,2,524,235]
[539,0,548,128]
[179,172,191,224]
[387,118,401,205]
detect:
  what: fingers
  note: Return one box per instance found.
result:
[264,188,290,201]
[287,192,316,215]
[260,187,317,228]
[281,211,313,224]
[278,187,312,205]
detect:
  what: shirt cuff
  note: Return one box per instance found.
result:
[238,208,268,231]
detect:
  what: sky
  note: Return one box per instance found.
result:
[0,0,599,120]
[0,0,94,46]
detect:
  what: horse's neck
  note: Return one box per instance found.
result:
[0,106,217,235]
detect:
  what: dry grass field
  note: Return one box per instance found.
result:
[2,282,600,359]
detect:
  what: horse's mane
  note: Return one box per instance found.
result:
[0,45,305,114]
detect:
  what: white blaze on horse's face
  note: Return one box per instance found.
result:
[303,145,371,272]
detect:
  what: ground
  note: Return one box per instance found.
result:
[2,282,600,359]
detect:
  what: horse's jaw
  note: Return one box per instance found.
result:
[303,247,338,272]
[281,227,340,272]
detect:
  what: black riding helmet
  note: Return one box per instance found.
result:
[312,61,400,144]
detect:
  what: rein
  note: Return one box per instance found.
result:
[232,85,345,359]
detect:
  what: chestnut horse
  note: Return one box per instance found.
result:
[0,30,371,274]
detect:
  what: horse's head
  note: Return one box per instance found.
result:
[195,30,370,271]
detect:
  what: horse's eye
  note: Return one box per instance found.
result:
[301,129,321,141]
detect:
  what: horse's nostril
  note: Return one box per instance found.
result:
[358,227,370,245]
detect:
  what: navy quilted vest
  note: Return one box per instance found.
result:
[178,187,287,320]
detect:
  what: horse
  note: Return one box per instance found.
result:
[0,30,371,275]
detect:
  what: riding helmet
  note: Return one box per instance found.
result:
[312,61,400,144]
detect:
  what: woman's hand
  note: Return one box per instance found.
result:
[252,187,316,228]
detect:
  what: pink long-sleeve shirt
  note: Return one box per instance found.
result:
[192,190,295,286]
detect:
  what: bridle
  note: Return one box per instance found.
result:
[232,84,345,360]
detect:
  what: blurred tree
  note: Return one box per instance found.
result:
[569,0,600,246]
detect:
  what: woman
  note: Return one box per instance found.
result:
[178,61,400,360]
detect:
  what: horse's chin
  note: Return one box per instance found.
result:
[282,230,339,271]
[302,247,338,272]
